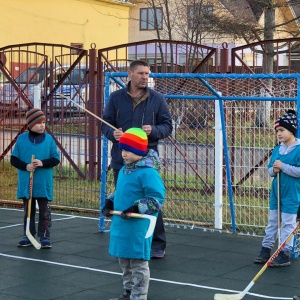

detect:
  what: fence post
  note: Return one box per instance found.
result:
[215,93,223,229]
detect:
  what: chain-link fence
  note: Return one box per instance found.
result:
[99,72,300,236]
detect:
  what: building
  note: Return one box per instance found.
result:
[0,0,134,49]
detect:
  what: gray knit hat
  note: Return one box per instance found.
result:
[274,109,297,135]
[26,108,46,130]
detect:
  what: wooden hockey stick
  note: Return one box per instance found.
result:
[57,93,118,130]
[214,222,300,300]
[25,155,41,250]
[110,210,157,239]
[277,172,281,247]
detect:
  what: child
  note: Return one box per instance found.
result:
[102,128,165,300]
[254,110,300,267]
[11,108,60,249]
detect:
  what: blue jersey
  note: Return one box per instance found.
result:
[11,132,60,200]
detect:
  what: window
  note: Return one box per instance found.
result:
[187,4,213,30]
[140,7,163,30]
[70,43,84,54]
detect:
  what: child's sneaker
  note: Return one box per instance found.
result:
[254,246,271,264]
[40,237,52,249]
[18,236,32,247]
[270,251,290,267]
[109,289,131,300]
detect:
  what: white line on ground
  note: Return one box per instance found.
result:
[0,253,292,300]
[0,216,78,230]
[0,208,293,299]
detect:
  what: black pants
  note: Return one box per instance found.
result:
[22,197,52,239]
[113,168,166,251]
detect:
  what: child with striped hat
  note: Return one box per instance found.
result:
[10,108,60,249]
[102,128,165,300]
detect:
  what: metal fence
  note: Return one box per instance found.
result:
[0,43,299,237]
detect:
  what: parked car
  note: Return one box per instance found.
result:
[0,64,87,114]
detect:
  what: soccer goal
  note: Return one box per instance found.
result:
[99,72,300,258]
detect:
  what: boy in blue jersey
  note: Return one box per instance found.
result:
[102,128,165,300]
[11,108,60,249]
[254,110,300,267]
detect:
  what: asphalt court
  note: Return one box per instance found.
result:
[0,207,299,300]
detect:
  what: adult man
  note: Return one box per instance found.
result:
[101,60,173,259]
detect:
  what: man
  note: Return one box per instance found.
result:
[101,60,173,259]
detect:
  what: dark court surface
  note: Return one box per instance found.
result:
[0,207,299,300]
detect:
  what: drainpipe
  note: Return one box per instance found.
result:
[88,44,97,180]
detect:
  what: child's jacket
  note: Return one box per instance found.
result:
[268,142,300,214]
[109,150,165,260]
[11,132,60,200]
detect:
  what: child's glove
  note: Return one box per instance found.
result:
[121,204,139,219]
[102,200,114,217]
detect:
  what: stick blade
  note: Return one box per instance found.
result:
[143,215,156,238]
[214,293,244,300]
[26,221,41,250]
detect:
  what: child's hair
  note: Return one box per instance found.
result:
[119,128,148,156]
[26,108,46,130]
[274,109,297,135]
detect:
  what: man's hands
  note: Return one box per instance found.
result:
[113,128,123,141]
[142,125,152,136]
[114,126,152,139]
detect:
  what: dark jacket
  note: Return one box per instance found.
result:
[102,83,173,169]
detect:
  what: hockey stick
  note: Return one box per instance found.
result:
[110,210,157,239]
[25,155,41,250]
[277,172,281,247]
[57,93,118,130]
[214,222,300,300]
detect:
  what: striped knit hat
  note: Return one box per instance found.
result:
[26,108,46,130]
[119,128,148,156]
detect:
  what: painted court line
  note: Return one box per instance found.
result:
[0,216,77,230]
[0,253,291,300]
[0,208,293,299]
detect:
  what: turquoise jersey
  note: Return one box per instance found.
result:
[11,132,60,200]
[109,167,165,260]
[268,145,300,214]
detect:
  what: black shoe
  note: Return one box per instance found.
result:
[270,251,290,267]
[151,249,165,259]
[293,296,300,300]
[109,289,131,300]
[254,247,271,264]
